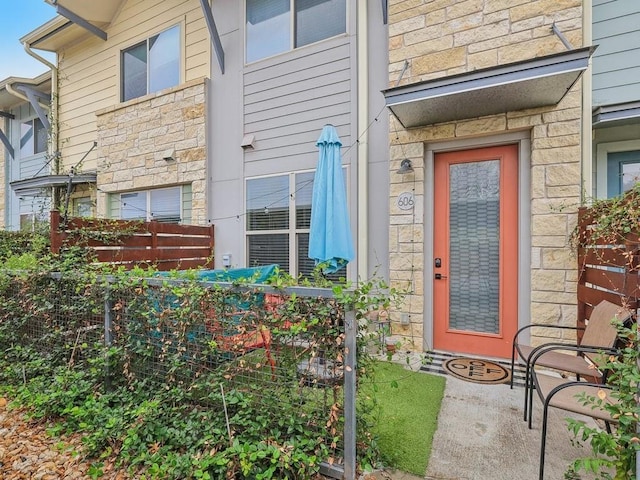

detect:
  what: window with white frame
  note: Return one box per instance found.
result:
[19,194,49,232]
[245,0,346,63]
[118,186,182,223]
[246,171,346,280]
[20,117,47,157]
[121,25,180,102]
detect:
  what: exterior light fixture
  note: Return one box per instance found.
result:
[162,148,175,161]
[396,158,413,174]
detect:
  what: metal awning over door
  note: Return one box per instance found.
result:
[384,46,595,128]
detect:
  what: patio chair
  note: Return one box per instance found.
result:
[529,345,620,480]
[510,300,631,421]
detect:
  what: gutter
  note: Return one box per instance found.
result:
[23,42,59,175]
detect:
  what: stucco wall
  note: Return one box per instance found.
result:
[388,0,583,349]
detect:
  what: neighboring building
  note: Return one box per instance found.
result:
[20,0,211,227]
[591,0,640,199]
[0,73,54,230]
[383,0,590,356]
[13,0,389,283]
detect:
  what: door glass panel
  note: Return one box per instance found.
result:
[295,171,314,228]
[247,233,289,270]
[448,160,500,334]
[246,176,289,230]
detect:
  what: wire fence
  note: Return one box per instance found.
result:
[0,272,358,479]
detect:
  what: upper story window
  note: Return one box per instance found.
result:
[121,25,180,102]
[20,118,47,158]
[246,0,346,63]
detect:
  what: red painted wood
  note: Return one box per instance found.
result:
[433,144,519,359]
[49,212,215,270]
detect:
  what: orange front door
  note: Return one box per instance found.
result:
[433,145,518,358]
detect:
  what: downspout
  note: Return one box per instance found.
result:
[357,0,369,281]
[582,0,593,203]
[23,42,61,209]
[23,43,59,174]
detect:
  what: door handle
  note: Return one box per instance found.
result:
[434,273,448,280]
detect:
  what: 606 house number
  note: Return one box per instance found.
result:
[397,192,414,210]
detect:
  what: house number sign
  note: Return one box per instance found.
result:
[396,192,414,210]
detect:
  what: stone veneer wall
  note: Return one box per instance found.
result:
[95,78,207,224]
[388,0,583,349]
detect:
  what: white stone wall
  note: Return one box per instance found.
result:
[95,78,207,224]
[388,0,583,349]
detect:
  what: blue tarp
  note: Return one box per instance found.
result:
[156,264,279,284]
[193,264,279,284]
[308,125,354,273]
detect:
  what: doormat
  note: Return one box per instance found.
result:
[442,357,511,385]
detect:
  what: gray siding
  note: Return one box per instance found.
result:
[592,0,640,106]
[243,37,353,173]
[208,0,389,280]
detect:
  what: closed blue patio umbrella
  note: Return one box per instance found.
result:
[308,124,354,273]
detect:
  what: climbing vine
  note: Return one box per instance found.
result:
[0,256,400,478]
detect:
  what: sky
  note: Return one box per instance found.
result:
[0,0,58,80]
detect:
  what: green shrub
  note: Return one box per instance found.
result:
[0,264,401,478]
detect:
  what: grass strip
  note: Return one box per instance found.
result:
[364,361,445,475]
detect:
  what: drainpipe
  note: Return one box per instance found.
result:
[23,42,61,208]
[357,0,369,282]
[582,0,593,203]
[23,43,59,174]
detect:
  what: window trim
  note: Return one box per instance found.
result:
[244,0,348,65]
[120,23,183,103]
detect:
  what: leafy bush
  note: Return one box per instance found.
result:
[566,321,640,480]
[0,263,400,478]
[0,229,49,260]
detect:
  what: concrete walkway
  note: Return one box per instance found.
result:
[423,374,597,480]
[364,357,602,480]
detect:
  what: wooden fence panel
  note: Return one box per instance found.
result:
[577,207,639,339]
[50,210,214,270]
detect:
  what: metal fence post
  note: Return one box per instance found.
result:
[104,278,113,390]
[344,306,357,480]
